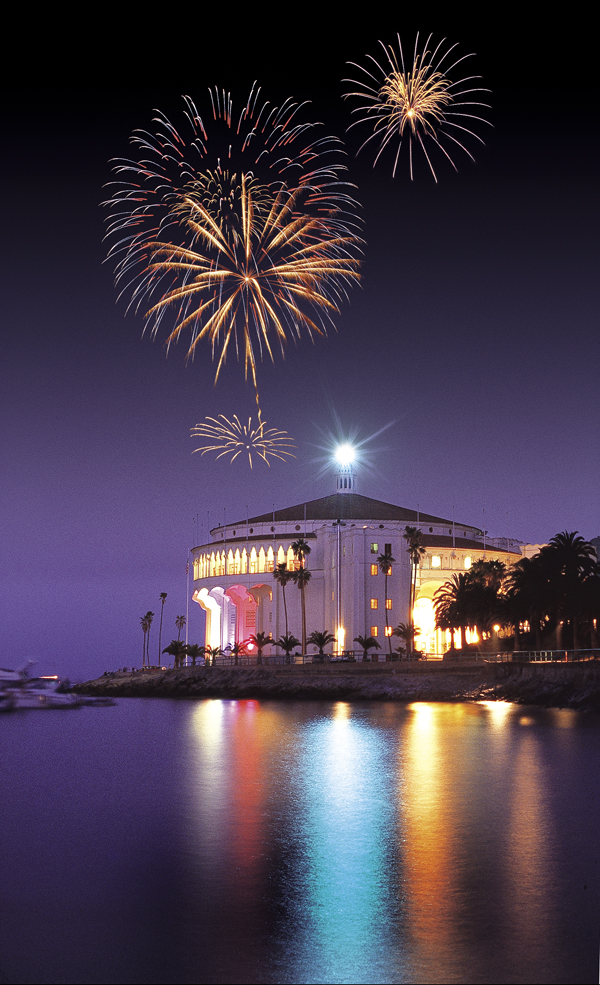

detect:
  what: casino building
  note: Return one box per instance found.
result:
[191,466,520,657]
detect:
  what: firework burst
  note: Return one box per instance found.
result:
[191,414,296,468]
[344,33,490,181]
[104,86,361,407]
[137,176,359,401]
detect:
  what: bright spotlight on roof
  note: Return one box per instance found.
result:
[335,443,355,466]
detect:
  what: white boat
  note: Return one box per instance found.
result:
[0,665,114,710]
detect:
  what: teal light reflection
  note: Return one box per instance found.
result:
[287,704,403,984]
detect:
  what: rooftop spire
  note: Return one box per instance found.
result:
[335,460,357,494]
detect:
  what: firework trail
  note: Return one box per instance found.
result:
[344,33,490,181]
[104,85,361,412]
[192,414,296,468]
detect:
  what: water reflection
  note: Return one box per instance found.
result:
[2,699,597,984]
[175,699,597,984]
[285,703,400,983]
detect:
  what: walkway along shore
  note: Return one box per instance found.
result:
[74,661,600,710]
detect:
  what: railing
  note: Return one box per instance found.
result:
[493,649,600,663]
[182,649,434,668]
[178,649,600,669]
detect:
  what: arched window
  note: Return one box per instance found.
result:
[258,547,266,573]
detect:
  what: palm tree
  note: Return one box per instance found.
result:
[544,531,597,649]
[307,630,336,660]
[248,631,271,665]
[142,611,155,667]
[275,634,300,663]
[273,562,293,638]
[186,643,203,667]
[158,592,167,663]
[353,635,381,662]
[229,640,249,666]
[393,622,421,657]
[506,554,551,649]
[175,614,186,641]
[293,567,312,654]
[162,639,187,668]
[404,526,426,653]
[377,549,395,658]
[465,559,508,643]
[507,532,598,650]
[434,574,473,650]
[291,537,311,567]
[292,537,312,653]
[201,645,223,668]
[140,613,150,667]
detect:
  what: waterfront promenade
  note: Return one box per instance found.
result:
[76,660,600,709]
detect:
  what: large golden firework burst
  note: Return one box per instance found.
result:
[344,33,490,181]
[142,176,359,402]
[104,86,361,408]
[191,414,296,468]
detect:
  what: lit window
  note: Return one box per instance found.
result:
[432,555,441,568]
[370,626,378,637]
[384,626,392,637]
[371,543,378,554]
[385,598,392,610]
[370,598,378,609]
[371,564,378,575]
[464,556,472,569]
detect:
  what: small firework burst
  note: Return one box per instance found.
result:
[191,414,296,468]
[344,33,491,181]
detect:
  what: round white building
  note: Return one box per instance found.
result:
[191,472,520,657]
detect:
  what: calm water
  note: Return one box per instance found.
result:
[1,698,599,985]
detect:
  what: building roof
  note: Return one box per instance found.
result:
[420,534,516,554]
[244,493,479,530]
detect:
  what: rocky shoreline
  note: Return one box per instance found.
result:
[74,661,600,710]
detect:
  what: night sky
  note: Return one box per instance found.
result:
[2,15,598,680]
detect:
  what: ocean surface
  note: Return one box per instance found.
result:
[1,698,599,985]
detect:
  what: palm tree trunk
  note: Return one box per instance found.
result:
[301,586,306,655]
[282,585,288,638]
[385,572,391,659]
[158,603,165,664]
[409,563,416,655]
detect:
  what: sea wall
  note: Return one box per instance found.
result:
[74,661,600,709]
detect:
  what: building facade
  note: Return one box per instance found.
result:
[191,474,521,657]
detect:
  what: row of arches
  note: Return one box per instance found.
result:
[194,544,298,580]
[193,583,274,650]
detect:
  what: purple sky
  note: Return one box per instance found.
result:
[2,16,598,680]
